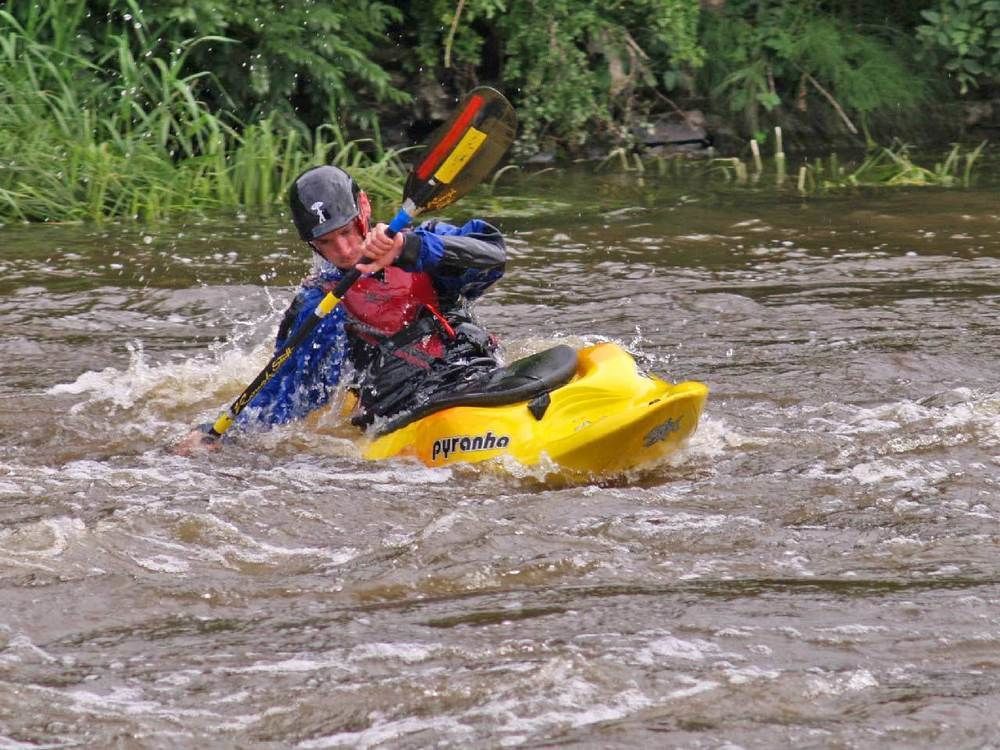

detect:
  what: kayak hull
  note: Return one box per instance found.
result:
[362,342,708,475]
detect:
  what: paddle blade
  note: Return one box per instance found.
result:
[403,86,516,214]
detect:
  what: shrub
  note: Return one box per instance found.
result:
[406,0,704,156]
[916,0,1000,94]
[697,0,928,139]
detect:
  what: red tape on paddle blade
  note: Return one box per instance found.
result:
[415,93,485,181]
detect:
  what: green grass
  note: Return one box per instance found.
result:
[796,141,988,191]
[625,139,988,194]
[0,4,405,223]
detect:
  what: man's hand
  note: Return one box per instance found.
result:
[171,427,222,457]
[356,223,405,274]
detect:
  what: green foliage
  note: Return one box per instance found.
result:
[916,0,1000,94]
[0,1,404,222]
[408,0,703,155]
[147,0,410,130]
[818,0,931,28]
[3,0,410,132]
[797,141,988,190]
[698,1,927,137]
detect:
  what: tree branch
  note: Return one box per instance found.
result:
[443,0,467,69]
[805,73,858,134]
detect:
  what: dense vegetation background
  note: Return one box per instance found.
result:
[2,0,997,220]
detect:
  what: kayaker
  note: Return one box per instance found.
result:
[174,164,505,455]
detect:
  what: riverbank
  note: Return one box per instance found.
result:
[3,1,997,223]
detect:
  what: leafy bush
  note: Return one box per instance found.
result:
[698,0,927,139]
[916,0,1000,93]
[406,0,704,156]
[3,0,411,133]
[146,0,411,130]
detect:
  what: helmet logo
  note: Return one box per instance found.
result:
[310,201,328,223]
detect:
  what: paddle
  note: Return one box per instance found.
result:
[203,86,516,440]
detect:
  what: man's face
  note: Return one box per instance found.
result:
[309,190,371,270]
[311,217,364,269]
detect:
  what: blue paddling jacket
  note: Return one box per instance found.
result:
[235,218,506,431]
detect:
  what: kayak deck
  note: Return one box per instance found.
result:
[362,342,708,475]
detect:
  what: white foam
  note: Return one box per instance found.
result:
[47,339,271,416]
[817,624,889,636]
[633,511,760,534]
[350,642,435,664]
[0,517,85,558]
[684,415,757,458]
[0,631,58,666]
[470,663,660,737]
[837,391,1000,448]
[416,511,468,539]
[0,481,22,496]
[280,461,452,487]
[667,679,721,700]
[299,715,474,750]
[229,656,353,675]
[136,511,358,569]
[725,665,781,685]
[131,554,190,573]
[0,736,75,750]
[806,668,879,697]
[634,634,722,664]
[849,460,917,485]
[63,684,218,720]
[153,670,202,688]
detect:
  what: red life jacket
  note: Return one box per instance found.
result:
[340,267,454,366]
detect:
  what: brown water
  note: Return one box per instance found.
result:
[1,169,999,748]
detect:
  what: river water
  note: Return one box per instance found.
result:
[1,164,999,748]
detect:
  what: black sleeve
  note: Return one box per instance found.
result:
[435,220,506,271]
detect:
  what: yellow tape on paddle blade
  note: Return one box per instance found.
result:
[434,127,486,184]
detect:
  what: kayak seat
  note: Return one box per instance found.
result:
[374,345,579,435]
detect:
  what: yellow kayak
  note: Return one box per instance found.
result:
[362,342,708,475]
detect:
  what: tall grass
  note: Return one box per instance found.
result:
[796,141,988,191]
[663,134,987,193]
[0,3,404,223]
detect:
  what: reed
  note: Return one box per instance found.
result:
[796,141,988,193]
[597,147,641,172]
[709,157,748,184]
[773,127,786,186]
[609,139,989,195]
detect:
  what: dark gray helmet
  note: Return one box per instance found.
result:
[289,165,361,240]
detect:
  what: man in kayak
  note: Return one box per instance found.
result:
[174,164,505,454]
